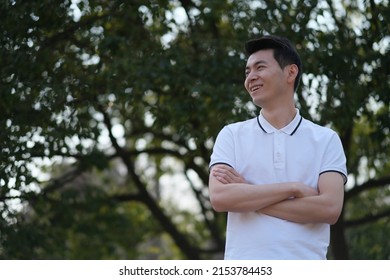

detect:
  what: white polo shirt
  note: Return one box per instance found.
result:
[209,109,347,260]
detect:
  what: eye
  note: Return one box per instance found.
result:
[257,65,265,70]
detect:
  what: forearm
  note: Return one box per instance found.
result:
[209,164,318,213]
[259,196,337,224]
[209,176,302,212]
[209,165,344,222]
[260,173,344,225]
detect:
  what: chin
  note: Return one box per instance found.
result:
[252,98,264,108]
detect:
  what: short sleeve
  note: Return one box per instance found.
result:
[209,126,236,170]
[320,132,348,184]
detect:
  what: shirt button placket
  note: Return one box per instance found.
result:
[274,131,285,169]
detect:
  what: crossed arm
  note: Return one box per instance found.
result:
[209,164,345,224]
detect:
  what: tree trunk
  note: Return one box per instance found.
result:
[330,215,349,259]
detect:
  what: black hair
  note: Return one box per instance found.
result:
[245,35,302,91]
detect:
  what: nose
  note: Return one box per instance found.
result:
[246,70,259,82]
[245,71,258,88]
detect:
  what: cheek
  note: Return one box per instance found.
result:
[244,78,249,90]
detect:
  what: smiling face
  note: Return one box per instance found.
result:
[244,49,294,108]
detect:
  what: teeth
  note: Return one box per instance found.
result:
[251,85,261,92]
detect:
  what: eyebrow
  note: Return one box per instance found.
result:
[245,60,268,70]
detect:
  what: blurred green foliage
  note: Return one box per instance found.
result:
[0,0,389,259]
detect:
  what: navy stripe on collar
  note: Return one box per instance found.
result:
[256,115,268,133]
[256,115,303,136]
[290,116,303,136]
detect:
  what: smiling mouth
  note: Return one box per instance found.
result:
[250,85,262,92]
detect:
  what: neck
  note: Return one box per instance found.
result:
[261,104,297,129]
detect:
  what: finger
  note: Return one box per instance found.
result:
[213,169,246,184]
[215,175,230,184]
[213,168,236,182]
[215,165,239,177]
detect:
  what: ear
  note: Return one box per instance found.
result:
[286,64,299,85]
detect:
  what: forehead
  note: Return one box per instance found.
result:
[246,49,275,67]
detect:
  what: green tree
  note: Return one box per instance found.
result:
[1,0,389,259]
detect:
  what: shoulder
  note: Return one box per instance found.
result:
[300,118,340,138]
[214,117,259,144]
[223,117,258,133]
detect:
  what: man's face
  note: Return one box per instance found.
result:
[244,49,288,107]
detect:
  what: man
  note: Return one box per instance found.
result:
[208,35,347,260]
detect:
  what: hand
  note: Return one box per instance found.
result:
[257,183,320,218]
[211,165,247,184]
[291,182,319,198]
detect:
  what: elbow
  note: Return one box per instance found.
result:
[325,207,342,225]
[327,216,339,225]
[328,213,342,225]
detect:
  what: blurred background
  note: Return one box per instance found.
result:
[0,0,389,259]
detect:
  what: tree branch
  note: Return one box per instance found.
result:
[111,193,143,203]
[183,167,225,251]
[99,105,201,259]
[344,207,390,227]
[345,175,390,200]
[39,2,122,50]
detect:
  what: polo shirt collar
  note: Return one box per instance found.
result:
[256,109,303,136]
